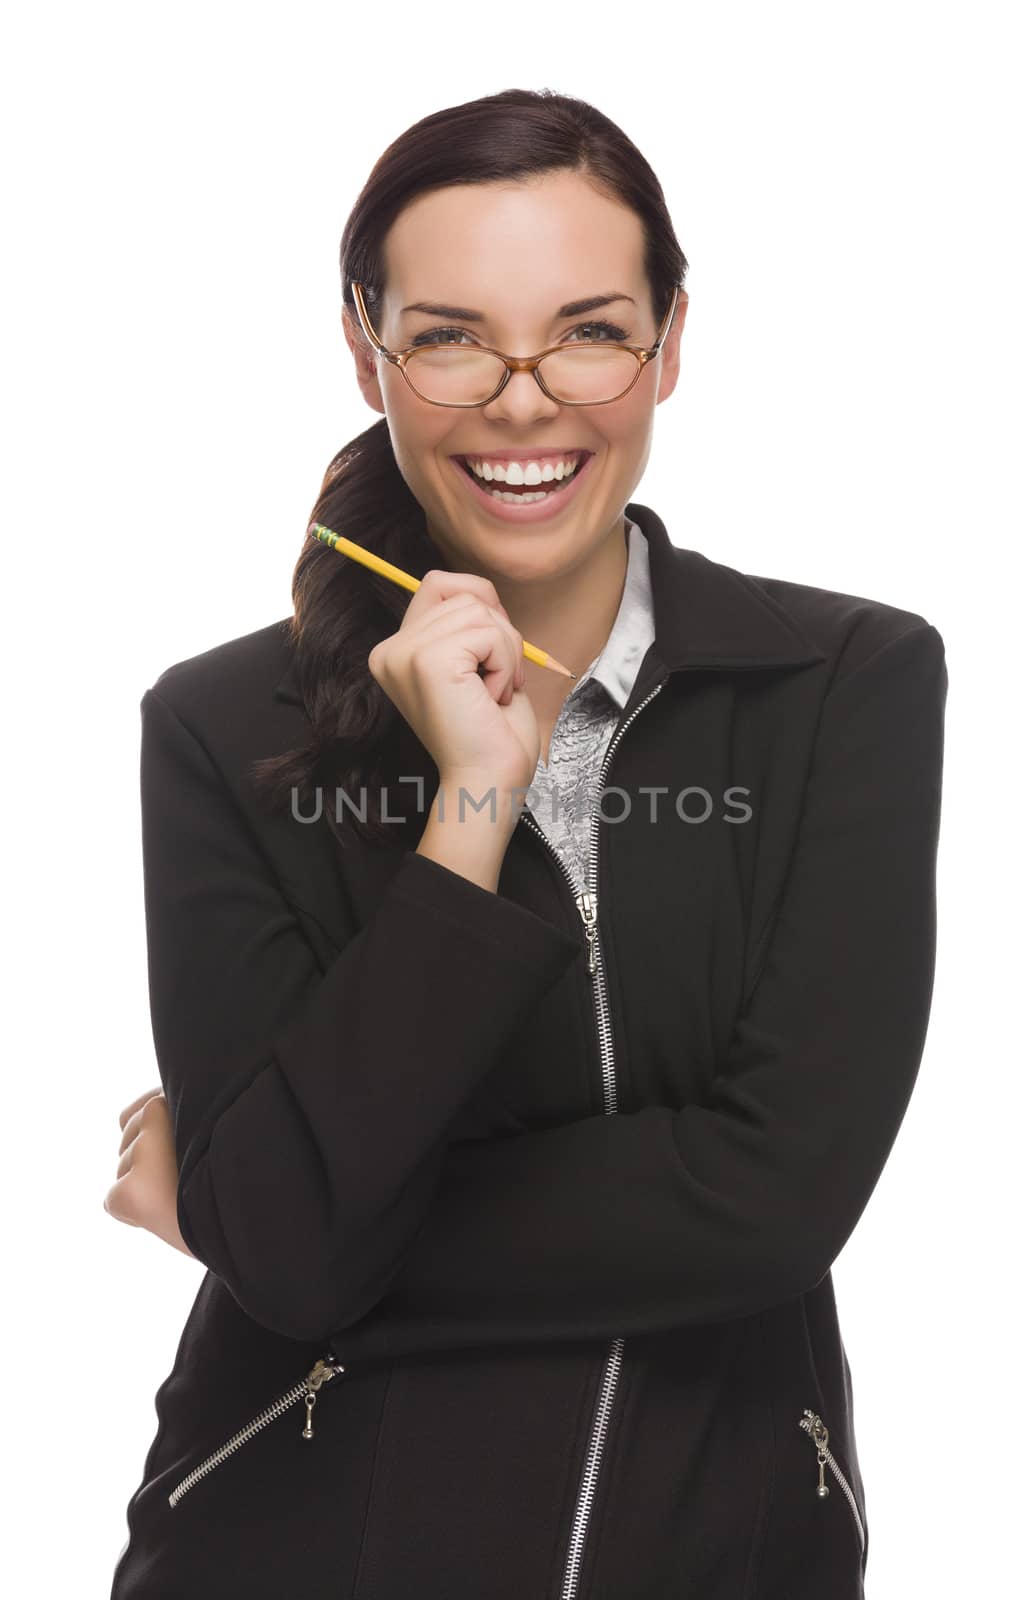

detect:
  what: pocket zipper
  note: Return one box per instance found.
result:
[168,1353,347,1508]
[798,1409,865,1554]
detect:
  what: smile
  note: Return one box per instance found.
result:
[448,451,595,525]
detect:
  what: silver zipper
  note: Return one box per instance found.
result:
[798,1409,866,1554]
[520,677,666,1600]
[167,1353,347,1508]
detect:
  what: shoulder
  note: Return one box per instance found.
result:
[741,565,944,679]
[140,618,305,792]
[145,617,295,725]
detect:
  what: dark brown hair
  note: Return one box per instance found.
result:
[252,86,688,851]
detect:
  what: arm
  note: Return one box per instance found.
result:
[324,621,948,1361]
[137,685,579,1343]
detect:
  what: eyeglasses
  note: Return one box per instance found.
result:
[349,280,681,408]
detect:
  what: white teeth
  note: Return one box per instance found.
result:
[466,454,581,485]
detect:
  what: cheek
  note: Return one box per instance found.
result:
[590,385,652,449]
[383,396,454,484]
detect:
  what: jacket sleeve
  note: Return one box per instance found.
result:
[137,685,579,1343]
[325,621,948,1361]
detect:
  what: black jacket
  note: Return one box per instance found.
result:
[110,501,947,1599]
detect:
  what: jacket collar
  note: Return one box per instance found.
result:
[274,499,826,707]
[572,515,653,711]
[631,500,826,673]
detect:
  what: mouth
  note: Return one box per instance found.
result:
[448,450,595,525]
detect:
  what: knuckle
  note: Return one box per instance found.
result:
[410,648,438,683]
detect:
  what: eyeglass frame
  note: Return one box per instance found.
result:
[348,279,682,408]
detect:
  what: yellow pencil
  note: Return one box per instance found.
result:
[309,521,577,680]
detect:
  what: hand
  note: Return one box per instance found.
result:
[102,1086,195,1258]
[368,569,541,800]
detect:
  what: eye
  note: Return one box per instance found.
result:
[410,326,474,347]
[565,320,631,343]
[410,319,632,350]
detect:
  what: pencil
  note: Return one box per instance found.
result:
[308,521,577,680]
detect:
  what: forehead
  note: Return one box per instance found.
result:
[381,174,645,316]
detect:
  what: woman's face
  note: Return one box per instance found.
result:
[342,169,688,581]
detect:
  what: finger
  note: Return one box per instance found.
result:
[118,1089,170,1158]
[509,624,526,691]
[118,1107,145,1159]
[118,1086,164,1131]
[402,569,504,628]
[452,621,523,704]
[408,602,523,702]
[116,1132,140,1177]
[381,582,525,696]
[370,593,488,683]
[103,1174,142,1228]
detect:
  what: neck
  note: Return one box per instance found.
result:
[473,515,631,684]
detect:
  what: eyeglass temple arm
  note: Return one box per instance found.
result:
[350,281,397,361]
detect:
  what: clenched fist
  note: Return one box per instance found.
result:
[102,1086,194,1258]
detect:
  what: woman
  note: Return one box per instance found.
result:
[105,88,947,1599]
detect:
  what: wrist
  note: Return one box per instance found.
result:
[417,774,529,893]
[434,770,530,828]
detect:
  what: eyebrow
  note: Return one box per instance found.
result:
[399,293,636,321]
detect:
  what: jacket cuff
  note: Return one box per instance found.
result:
[383,848,582,982]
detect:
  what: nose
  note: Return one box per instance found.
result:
[481,366,561,428]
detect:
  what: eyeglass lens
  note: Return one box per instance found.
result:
[405,345,641,405]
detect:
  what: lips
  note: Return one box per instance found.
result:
[448,446,596,524]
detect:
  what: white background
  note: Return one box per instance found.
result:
[2,1,1032,1593]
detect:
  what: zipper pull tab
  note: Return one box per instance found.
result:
[803,1410,831,1498]
[576,890,599,976]
[301,1354,346,1441]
